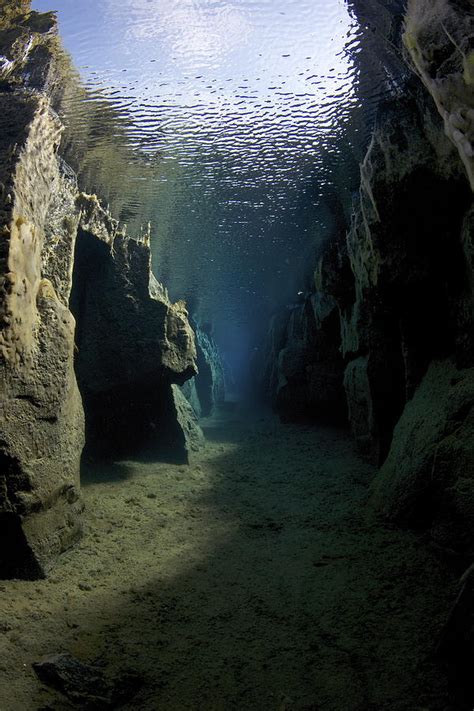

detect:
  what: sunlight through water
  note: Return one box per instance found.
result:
[32,0,383,368]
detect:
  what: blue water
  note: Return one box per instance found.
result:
[32,0,383,379]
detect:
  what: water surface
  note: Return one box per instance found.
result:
[33,0,385,371]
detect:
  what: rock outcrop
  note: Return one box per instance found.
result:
[194,324,225,416]
[371,360,474,554]
[343,92,471,462]
[261,1,474,555]
[261,295,346,424]
[0,45,84,575]
[403,0,474,191]
[364,2,474,549]
[182,322,225,418]
[0,3,198,577]
[170,385,204,462]
[71,194,197,461]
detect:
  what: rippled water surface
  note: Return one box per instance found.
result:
[32,0,384,369]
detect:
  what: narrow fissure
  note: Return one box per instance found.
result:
[0,1,473,709]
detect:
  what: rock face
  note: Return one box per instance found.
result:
[364,2,474,549]
[403,0,474,191]
[182,323,225,418]
[371,360,474,554]
[403,0,474,368]
[261,0,474,558]
[0,4,199,577]
[263,89,471,461]
[342,93,471,463]
[71,194,197,461]
[170,385,204,462]
[262,295,346,424]
[0,39,84,575]
[194,325,225,416]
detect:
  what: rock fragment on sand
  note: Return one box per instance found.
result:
[33,653,142,708]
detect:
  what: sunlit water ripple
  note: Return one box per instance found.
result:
[32,0,387,363]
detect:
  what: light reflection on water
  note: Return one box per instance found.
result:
[32,0,382,368]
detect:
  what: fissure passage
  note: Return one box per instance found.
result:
[0,408,454,709]
[0,0,473,709]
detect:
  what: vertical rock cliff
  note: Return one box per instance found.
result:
[71,194,198,462]
[181,323,225,418]
[0,2,198,577]
[261,0,474,552]
[0,7,84,577]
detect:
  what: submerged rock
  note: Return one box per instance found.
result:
[181,321,226,418]
[260,0,474,560]
[262,294,346,424]
[371,360,474,555]
[194,325,225,416]
[33,653,142,709]
[0,91,84,578]
[182,323,225,417]
[403,0,474,190]
[170,384,204,462]
[0,4,199,577]
[342,91,471,463]
[71,194,197,461]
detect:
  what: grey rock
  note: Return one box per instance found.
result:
[33,653,142,709]
[263,296,346,424]
[171,384,204,462]
[70,194,197,461]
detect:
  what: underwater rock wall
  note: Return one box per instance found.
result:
[71,194,197,461]
[261,0,474,551]
[0,7,84,578]
[181,323,225,418]
[261,295,346,424]
[403,0,474,192]
[342,90,471,464]
[0,3,198,577]
[368,0,474,552]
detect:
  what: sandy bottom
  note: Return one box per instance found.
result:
[0,407,456,710]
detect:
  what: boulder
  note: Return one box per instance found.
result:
[33,652,143,709]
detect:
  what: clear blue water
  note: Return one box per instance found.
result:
[32,0,383,377]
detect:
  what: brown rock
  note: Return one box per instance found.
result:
[0,93,84,578]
